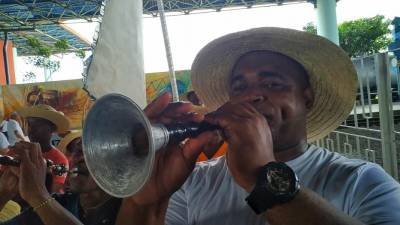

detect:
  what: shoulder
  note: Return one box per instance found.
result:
[306,145,369,174]
[0,133,7,141]
[7,120,17,127]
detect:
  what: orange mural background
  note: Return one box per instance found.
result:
[1,79,92,130]
[0,71,193,130]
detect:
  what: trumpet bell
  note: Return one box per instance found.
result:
[82,94,155,198]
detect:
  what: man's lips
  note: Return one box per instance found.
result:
[70,167,90,177]
[70,161,90,177]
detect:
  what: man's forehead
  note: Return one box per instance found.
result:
[233,51,298,69]
[230,50,310,86]
[28,117,53,126]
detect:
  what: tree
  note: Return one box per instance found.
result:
[303,15,392,57]
[303,22,317,35]
[23,37,85,82]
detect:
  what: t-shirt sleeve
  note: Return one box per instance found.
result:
[165,188,189,225]
[0,133,9,149]
[350,163,400,225]
[7,121,16,132]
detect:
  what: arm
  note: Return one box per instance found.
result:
[26,194,83,225]
[115,93,211,225]
[0,169,18,212]
[11,142,83,225]
[204,101,367,225]
[264,188,364,225]
[13,131,24,142]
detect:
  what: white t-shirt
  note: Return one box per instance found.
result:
[166,145,400,225]
[0,120,7,133]
[0,133,9,149]
[7,119,25,146]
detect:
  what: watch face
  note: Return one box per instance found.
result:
[265,163,296,194]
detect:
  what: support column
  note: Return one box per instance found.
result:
[12,47,17,79]
[315,0,340,45]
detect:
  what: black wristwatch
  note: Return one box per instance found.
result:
[245,162,300,214]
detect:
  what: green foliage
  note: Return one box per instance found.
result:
[26,37,41,49]
[339,15,391,57]
[54,39,70,52]
[23,71,37,83]
[26,37,52,57]
[303,15,392,57]
[37,46,52,58]
[75,49,86,59]
[302,22,317,35]
[27,56,60,73]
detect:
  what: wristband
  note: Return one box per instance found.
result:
[33,196,55,211]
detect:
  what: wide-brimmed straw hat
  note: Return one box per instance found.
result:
[18,104,70,133]
[191,27,358,142]
[57,130,82,154]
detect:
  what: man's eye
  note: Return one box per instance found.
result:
[262,82,285,90]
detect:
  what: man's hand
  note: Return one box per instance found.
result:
[12,142,51,207]
[128,92,214,206]
[206,98,275,192]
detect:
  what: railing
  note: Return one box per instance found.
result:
[315,51,399,180]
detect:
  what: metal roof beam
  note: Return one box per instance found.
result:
[0,10,80,51]
[48,0,92,22]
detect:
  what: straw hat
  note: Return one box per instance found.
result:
[57,130,82,154]
[18,104,70,133]
[191,27,358,142]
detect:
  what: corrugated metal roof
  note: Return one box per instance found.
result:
[0,0,307,55]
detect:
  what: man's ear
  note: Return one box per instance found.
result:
[303,87,314,110]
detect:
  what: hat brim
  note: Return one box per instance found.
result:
[57,130,82,154]
[191,27,358,142]
[18,107,70,134]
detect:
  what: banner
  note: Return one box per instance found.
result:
[146,70,191,102]
[1,79,91,130]
[0,70,193,130]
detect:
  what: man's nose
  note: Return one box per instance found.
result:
[251,96,265,104]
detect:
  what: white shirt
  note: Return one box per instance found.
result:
[7,119,25,146]
[166,145,400,225]
[0,120,7,133]
[0,133,9,150]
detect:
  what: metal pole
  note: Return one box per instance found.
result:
[3,32,10,85]
[375,52,398,180]
[157,0,179,102]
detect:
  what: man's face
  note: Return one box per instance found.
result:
[67,138,99,193]
[229,51,313,150]
[27,117,55,143]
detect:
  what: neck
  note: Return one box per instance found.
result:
[273,140,308,162]
[79,189,111,214]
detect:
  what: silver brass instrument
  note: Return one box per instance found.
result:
[82,94,219,197]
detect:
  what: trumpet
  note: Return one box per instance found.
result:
[0,155,68,176]
[82,94,220,197]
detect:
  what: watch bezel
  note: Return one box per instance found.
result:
[262,162,299,198]
[246,162,300,214]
